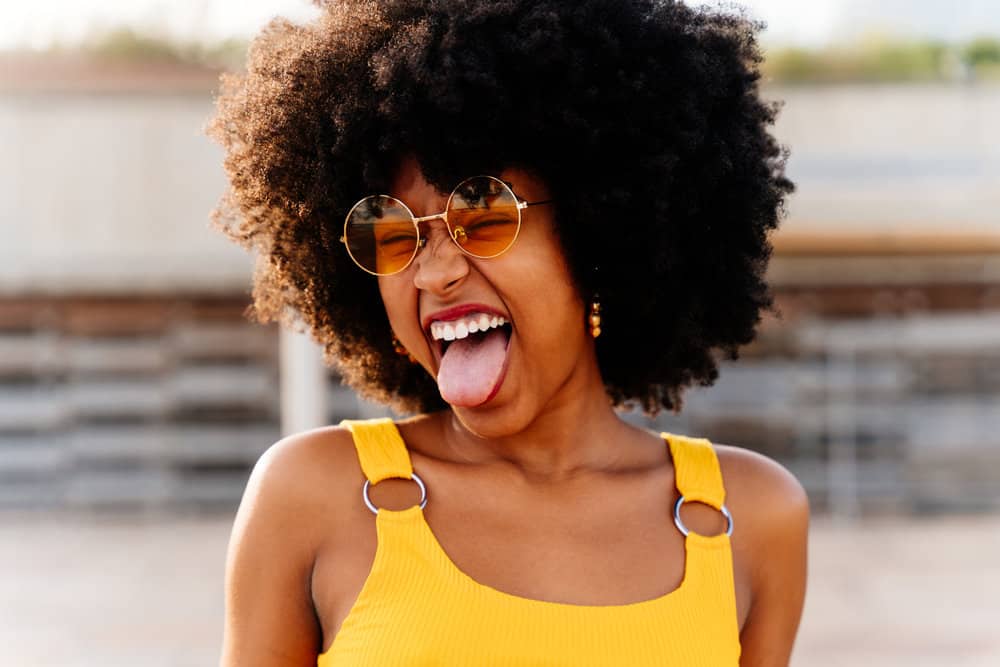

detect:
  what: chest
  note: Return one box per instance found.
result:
[430,487,690,604]
[312,462,749,650]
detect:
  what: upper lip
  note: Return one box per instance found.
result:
[421,303,510,334]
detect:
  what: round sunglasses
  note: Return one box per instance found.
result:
[340,175,553,276]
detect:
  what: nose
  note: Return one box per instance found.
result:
[412,219,470,294]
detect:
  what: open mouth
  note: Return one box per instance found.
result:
[432,314,512,356]
[427,310,513,408]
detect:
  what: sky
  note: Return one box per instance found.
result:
[2,0,999,51]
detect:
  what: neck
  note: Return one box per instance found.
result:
[440,355,647,482]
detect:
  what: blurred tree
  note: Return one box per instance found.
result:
[962,36,1000,70]
[76,26,248,70]
[962,37,1000,65]
[764,33,999,84]
[83,27,183,63]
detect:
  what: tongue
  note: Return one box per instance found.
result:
[437,327,509,407]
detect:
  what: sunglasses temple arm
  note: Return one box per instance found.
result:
[521,198,554,208]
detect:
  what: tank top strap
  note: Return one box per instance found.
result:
[661,432,726,510]
[340,417,414,484]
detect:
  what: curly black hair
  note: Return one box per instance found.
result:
[208,0,794,416]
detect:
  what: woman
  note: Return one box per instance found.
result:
[210,1,808,665]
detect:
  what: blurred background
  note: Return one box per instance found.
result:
[1,1,998,665]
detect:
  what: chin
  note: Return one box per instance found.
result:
[446,394,535,440]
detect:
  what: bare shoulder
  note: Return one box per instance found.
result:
[255,424,359,476]
[221,425,361,666]
[237,426,364,537]
[250,426,360,508]
[711,444,811,586]
[713,443,810,664]
[713,443,810,529]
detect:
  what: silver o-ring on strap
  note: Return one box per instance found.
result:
[673,494,734,537]
[362,472,428,515]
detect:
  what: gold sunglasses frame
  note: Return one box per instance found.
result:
[339,174,553,276]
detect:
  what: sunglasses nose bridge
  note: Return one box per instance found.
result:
[411,211,450,253]
[412,211,447,224]
[416,217,459,255]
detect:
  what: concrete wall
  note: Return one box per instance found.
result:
[770,83,1000,232]
[0,91,251,294]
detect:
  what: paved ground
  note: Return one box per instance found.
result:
[796,515,1000,667]
[2,511,998,666]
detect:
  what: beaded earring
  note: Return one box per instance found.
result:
[392,334,418,364]
[589,295,602,338]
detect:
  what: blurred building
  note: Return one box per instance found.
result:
[1,54,999,515]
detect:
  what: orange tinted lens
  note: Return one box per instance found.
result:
[447,176,520,257]
[345,196,418,274]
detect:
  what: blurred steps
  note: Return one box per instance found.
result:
[2,294,1000,515]
[0,296,361,510]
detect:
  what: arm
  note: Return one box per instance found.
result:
[220,434,327,666]
[721,447,811,667]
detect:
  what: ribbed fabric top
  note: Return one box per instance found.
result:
[318,418,741,665]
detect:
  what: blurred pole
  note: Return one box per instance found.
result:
[827,340,860,522]
[279,328,328,437]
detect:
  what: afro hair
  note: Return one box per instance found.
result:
[208,0,794,415]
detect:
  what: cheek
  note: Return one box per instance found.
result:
[377,276,418,336]
[534,239,581,310]
[506,249,585,343]
[538,235,588,331]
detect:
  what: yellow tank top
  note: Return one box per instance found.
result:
[318,418,742,665]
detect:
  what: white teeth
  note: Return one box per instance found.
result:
[429,311,511,341]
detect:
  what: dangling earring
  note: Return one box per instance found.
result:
[392,334,418,363]
[589,295,602,338]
